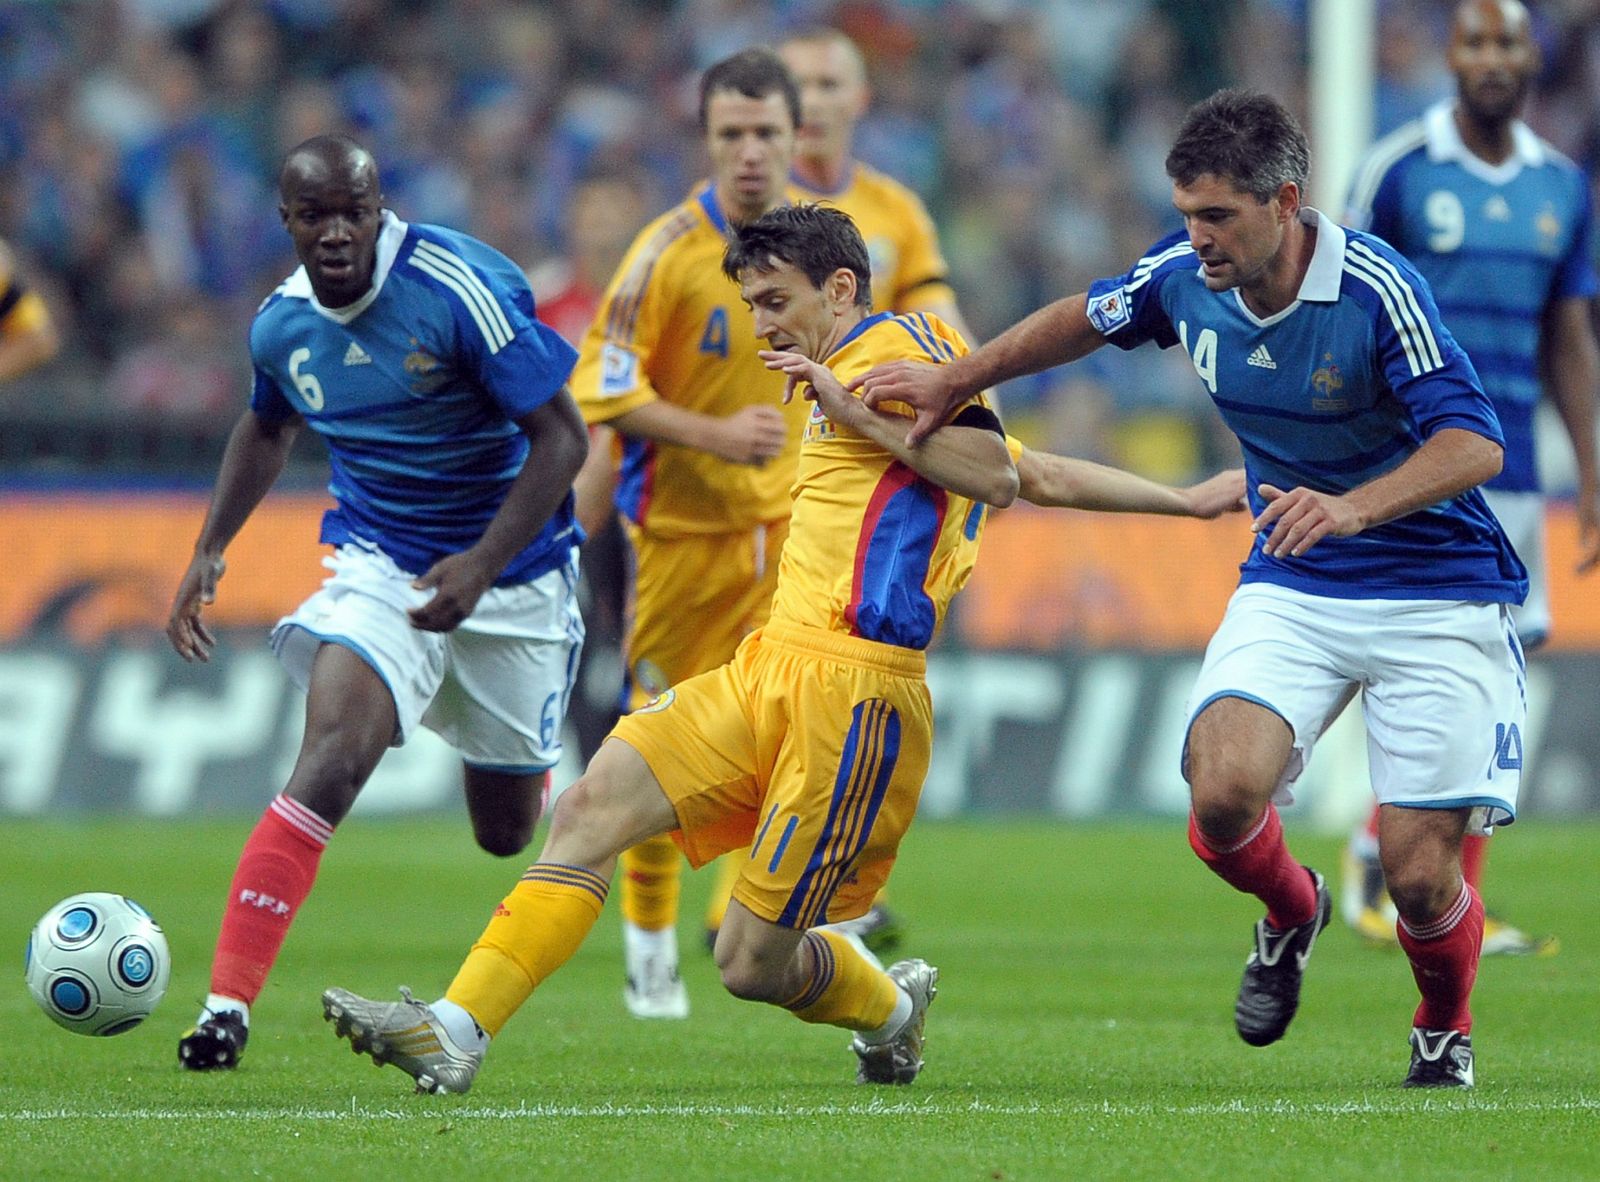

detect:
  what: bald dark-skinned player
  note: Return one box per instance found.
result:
[171,134,588,1070]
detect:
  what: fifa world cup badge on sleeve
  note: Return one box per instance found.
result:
[601,344,640,397]
[1087,287,1132,334]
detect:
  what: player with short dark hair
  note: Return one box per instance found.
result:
[855,88,1526,1089]
[1340,0,1595,957]
[168,133,588,1071]
[320,201,1016,1094]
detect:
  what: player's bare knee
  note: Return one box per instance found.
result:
[1384,861,1461,924]
[717,951,786,1004]
[285,739,371,821]
[1189,789,1261,843]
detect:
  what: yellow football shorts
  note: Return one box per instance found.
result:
[609,619,932,928]
[622,519,788,705]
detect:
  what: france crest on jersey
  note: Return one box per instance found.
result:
[249,212,580,584]
[1345,102,1598,492]
[1085,208,1526,604]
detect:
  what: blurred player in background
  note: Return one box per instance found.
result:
[565,48,805,1020]
[530,169,653,764]
[780,26,974,339]
[1340,0,1596,956]
[167,134,588,1071]
[858,90,1526,1089]
[320,201,1015,1095]
[0,238,60,383]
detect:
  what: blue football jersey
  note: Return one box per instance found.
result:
[250,211,581,584]
[1346,102,1598,492]
[1085,208,1526,603]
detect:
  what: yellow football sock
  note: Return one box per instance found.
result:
[619,834,682,931]
[703,848,746,933]
[781,929,898,1031]
[445,863,608,1036]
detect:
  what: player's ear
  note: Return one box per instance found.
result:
[1276,181,1301,223]
[827,267,856,309]
[278,202,290,229]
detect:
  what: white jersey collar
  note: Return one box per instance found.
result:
[1424,100,1543,185]
[1296,207,1345,303]
[282,209,410,324]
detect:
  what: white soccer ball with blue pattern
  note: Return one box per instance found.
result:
[25,892,171,1036]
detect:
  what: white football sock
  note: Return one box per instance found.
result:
[855,985,913,1046]
[430,998,490,1052]
[201,994,249,1027]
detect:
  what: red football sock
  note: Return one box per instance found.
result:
[1459,834,1487,893]
[1396,882,1482,1034]
[1363,803,1381,841]
[1189,805,1317,930]
[210,795,332,1005]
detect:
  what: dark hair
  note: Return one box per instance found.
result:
[721,203,873,308]
[1164,89,1310,202]
[698,46,802,131]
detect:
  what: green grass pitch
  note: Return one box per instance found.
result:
[3,816,1596,1180]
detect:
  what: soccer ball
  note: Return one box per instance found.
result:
[24,893,171,1036]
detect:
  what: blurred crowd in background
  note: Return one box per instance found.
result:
[2,0,1598,484]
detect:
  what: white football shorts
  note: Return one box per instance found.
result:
[1481,488,1547,648]
[271,541,584,772]
[1184,583,1524,828]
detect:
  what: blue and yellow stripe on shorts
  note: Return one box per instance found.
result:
[779,698,901,928]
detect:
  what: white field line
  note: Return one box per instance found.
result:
[3,1097,1599,1121]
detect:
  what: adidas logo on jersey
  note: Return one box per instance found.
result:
[1246,344,1276,370]
[343,341,372,366]
[1484,195,1512,222]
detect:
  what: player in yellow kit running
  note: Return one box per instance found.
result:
[320,202,1017,1094]
[568,49,806,1018]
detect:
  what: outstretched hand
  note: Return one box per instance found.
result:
[409,551,496,632]
[1252,483,1364,557]
[847,359,955,446]
[167,552,226,662]
[1184,469,1249,519]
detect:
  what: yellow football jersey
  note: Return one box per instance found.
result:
[770,311,992,649]
[571,184,806,538]
[791,163,956,315]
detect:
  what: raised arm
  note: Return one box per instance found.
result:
[168,409,303,661]
[852,293,1108,444]
[1016,445,1246,518]
[763,349,1017,507]
[1542,296,1600,572]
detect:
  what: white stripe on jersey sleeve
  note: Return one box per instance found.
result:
[415,240,516,343]
[1350,239,1452,369]
[1344,121,1427,226]
[409,240,514,353]
[1126,241,1195,292]
[1344,246,1446,379]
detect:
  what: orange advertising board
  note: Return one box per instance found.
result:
[3,492,1598,650]
[1,493,332,643]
